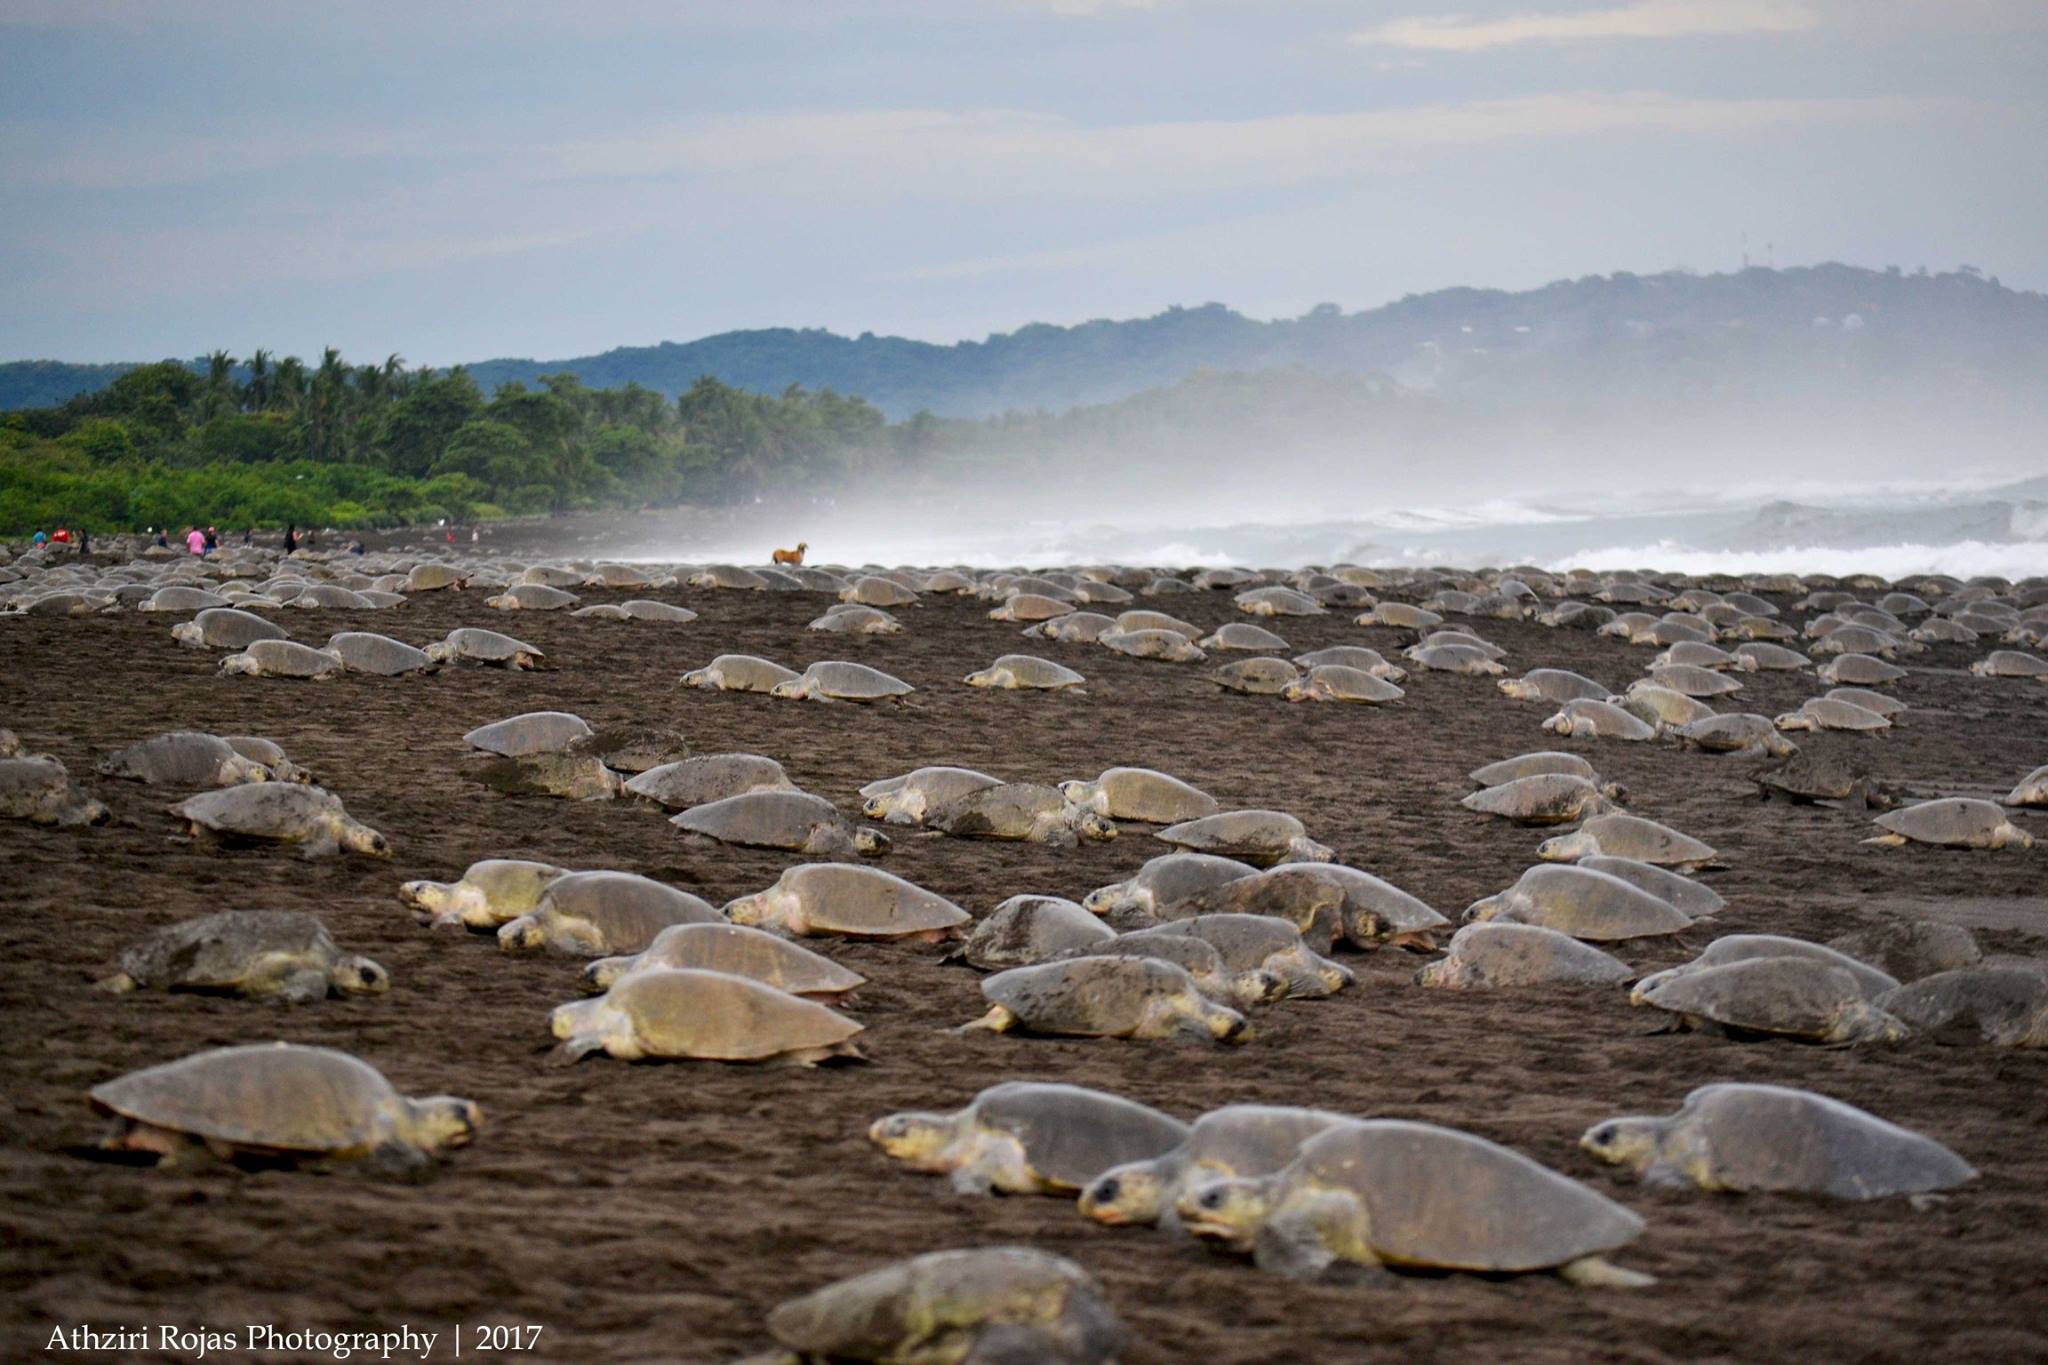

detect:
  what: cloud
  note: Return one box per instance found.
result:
[531,92,1923,204]
[1354,1,1819,51]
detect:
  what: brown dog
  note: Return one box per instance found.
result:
[772,542,807,566]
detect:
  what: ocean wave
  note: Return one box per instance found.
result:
[1555,540,2048,580]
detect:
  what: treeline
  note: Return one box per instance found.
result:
[0,349,928,533]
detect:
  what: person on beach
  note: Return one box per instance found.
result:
[284,524,298,556]
[186,527,206,556]
[31,530,47,547]
[204,526,218,553]
[154,529,169,549]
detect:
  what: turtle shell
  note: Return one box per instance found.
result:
[90,1044,405,1155]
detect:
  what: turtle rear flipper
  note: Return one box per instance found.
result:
[1559,1256,1655,1289]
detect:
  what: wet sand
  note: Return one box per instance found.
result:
[3,567,2045,1363]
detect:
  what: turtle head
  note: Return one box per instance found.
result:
[498,914,545,953]
[399,878,455,918]
[406,1095,483,1154]
[1075,810,1118,842]
[768,679,803,700]
[1079,1160,1167,1226]
[219,653,257,676]
[1578,1115,1662,1174]
[1540,711,1574,736]
[1177,1175,1275,1249]
[721,890,780,930]
[338,820,390,858]
[866,1111,955,1170]
[1279,680,1311,703]
[1079,882,1126,917]
[962,669,993,687]
[581,956,634,994]
[1414,955,1472,989]
[337,956,391,995]
[853,828,893,857]
[1773,711,1814,732]
[1536,832,1592,863]
[423,640,454,663]
[1187,994,1252,1045]
[1600,782,1629,804]
[1286,836,1334,864]
[218,753,272,786]
[1233,969,1290,1007]
[1462,894,1505,924]
[1627,967,1679,1006]
[1056,779,1098,810]
[1497,677,1534,700]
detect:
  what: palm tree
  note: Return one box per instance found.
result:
[246,348,272,411]
[203,350,237,422]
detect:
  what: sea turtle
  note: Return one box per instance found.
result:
[2004,763,2048,808]
[285,584,378,610]
[400,858,569,931]
[1405,644,1506,676]
[1466,865,1691,942]
[1581,1083,1976,1197]
[1865,798,2033,850]
[1877,964,2048,1046]
[1177,1119,1649,1285]
[1615,683,1716,729]
[1538,813,1719,870]
[681,654,799,692]
[1420,629,1506,658]
[216,735,309,784]
[1543,700,1658,741]
[810,605,903,635]
[463,711,593,757]
[965,654,1086,690]
[142,585,232,612]
[497,870,720,955]
[860,765,1003,825]
[1060,767,1218,824]
[1234,586,1323,618]
[1755,749,1896,809]
[841,575,919,608]
[90,1043,479,1171]
[1155,810,1331,866]
[1030,611,1117,643]
[1281,665,1404,705]
[325,632,436,676]
[402,563,466,592]
[1121,914,1353,997]
[619,599,696,622]
[1645,664,1743,699]
[1416,922,1631,989]
[760,1248,1125,1365]
[625,753,796,811]
[424,627,544,669]
[1653,642,1742,672]
[1817,654,1907,686]
[1080,852,1259,919]
[1168,863,1448,952]
[1630,935,1899,1003]
[723,863,969,941]
[486,583,578,611]
[965,956,1250,1044]
[564,724,690,775]
[1674,713,1798,758]
[956,894,1115,969]
[1357,603,1443,631]
[689,565,770,591]
[1099,628,1205,663]
[582,921,865,997]
[550,967,863,1065]
[1818,687,1906,720]
[1053,933,1285,1008]
[672,790,890,857]
[1116,609,1203,638]
[1774,697,1891,733]
[928,783,1116,847]
[1825,920,1981,983]
[99,910,389,1002]
[868,1081,1189,1195]
[1577,856,1724,918]
[97,732,271,787]
[1972,650,2048,679]
[1734,642,1812,672]
[1293,646,1405,681]
[169,784,385,857]
[1499,669,1610,703]
[1079,1105,1357,1229]
[220,639,345,680]
[988,593,1074,624]
[1460,773,1621,826]
[170,607,289,650]
[771,660,914,703]
[1634,957,1908,1043]
[1200,622,1291,653]
[1470,752,1599,787]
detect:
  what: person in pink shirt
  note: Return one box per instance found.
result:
[186,527,206,556]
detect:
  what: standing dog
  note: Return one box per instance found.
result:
[773,542,807,566]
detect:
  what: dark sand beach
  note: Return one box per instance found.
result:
[3,556,2045,1364]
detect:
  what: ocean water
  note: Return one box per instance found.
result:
[629,471,2048,578]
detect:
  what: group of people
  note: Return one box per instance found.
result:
[29,521,375,559]
[28,527,88,555]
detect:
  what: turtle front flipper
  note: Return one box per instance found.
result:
[1252,1191,1368,1281]
[1558,1255,1655,1289]
[958,1004,1017,1034]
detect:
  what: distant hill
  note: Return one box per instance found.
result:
[7,264,2046,419]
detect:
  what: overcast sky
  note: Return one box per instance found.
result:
[3,0,2043,365]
